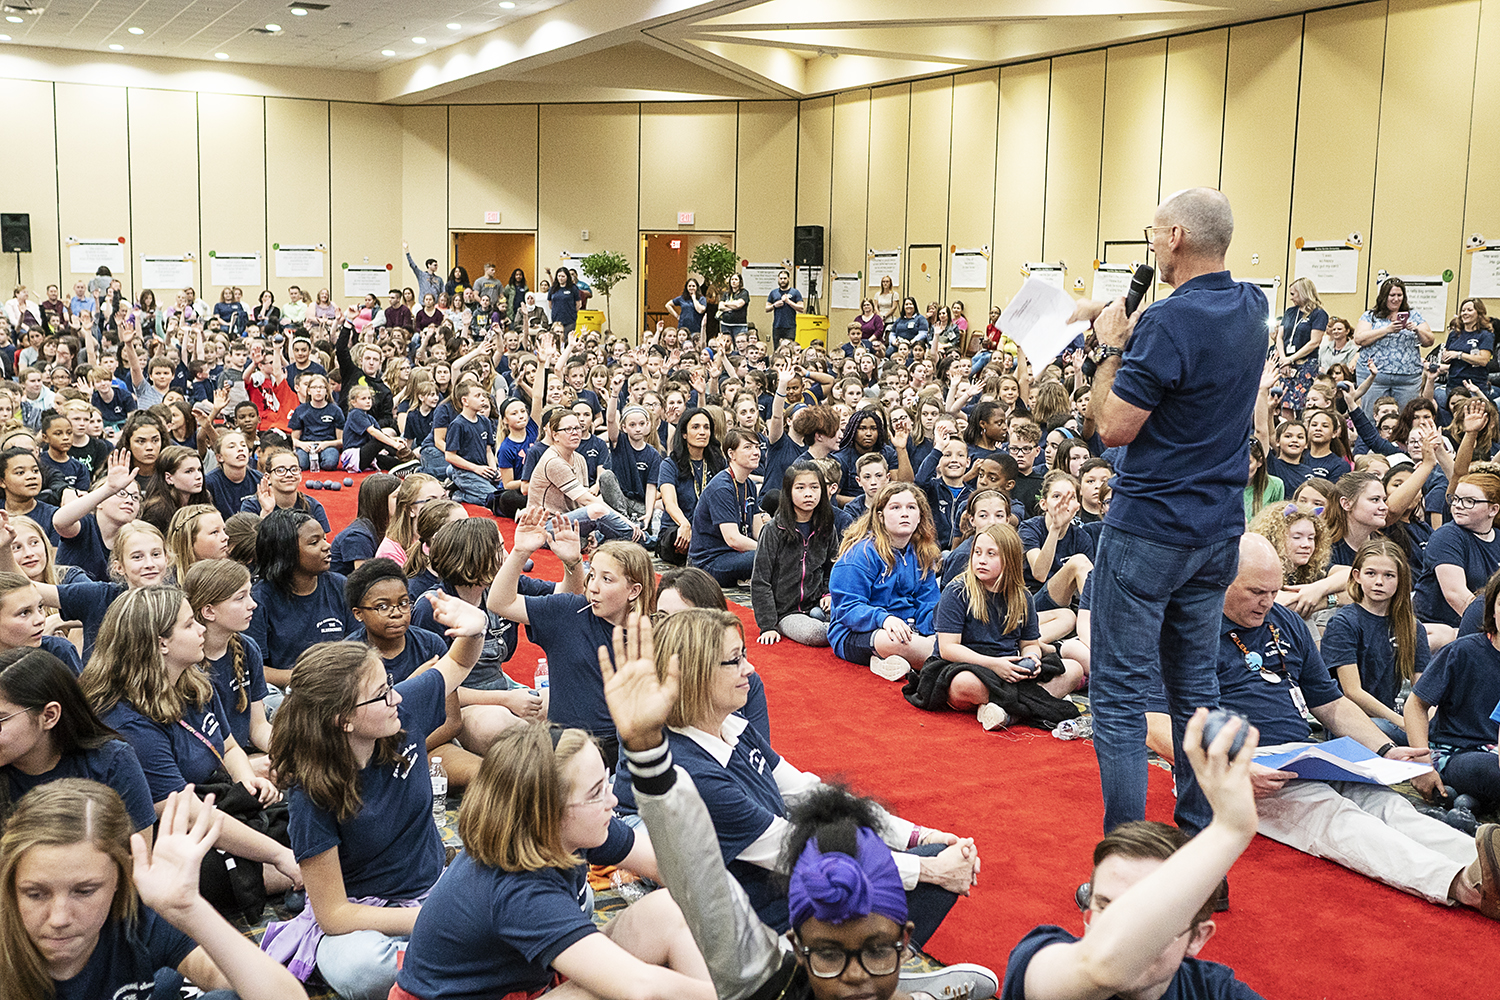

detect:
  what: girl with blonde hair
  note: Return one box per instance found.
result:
[1276,276,1327,414]
[185,559,271,773]
[167,503,229,574]
[375,473,446,567]
[1247,499,1332,589]
[0,780,303,1000]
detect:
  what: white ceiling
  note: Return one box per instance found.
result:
[0,0,1360,103]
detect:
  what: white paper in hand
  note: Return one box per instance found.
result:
[999,277,1091,364]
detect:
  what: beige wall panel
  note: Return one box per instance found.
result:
[867,84,910,268]
[1369,0,1479,326]
[199,93,265,292]
[1289,4,1386,318]
[906,77,952,251]
[1461,0,1500,297]
[1042,52,1105,295]
[639,103,738,232]
[448,104,538,232]
[331,103,404,285]
[947,69,999,310]
[265,99,330,301]
[734,102,799,264]
[1160,29,1227,198]
[828,90,871,338]
[539,105,639,335]
[1221,17,1301,310]
[1098,40,1166,250]
[993,61,1050,305]
[0,79,61,291]
[56,84,130,285]
[127,89,201,296]
[399,106,450,279]
[796,97,833,234]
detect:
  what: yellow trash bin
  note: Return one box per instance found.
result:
[796,314,829,348]
[576,309,606,335]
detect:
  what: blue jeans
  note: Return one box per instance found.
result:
[1089,525,1240,834]
[296,445,339,471]
[693,547,757,586]
[449,468,494,505]
[419,443,451,479]
[1362,370,1423,417]
[564,505,639,541]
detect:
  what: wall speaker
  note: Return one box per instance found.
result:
[0,214,30,254]
[793,225,824,267]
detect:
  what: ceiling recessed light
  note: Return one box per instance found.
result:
[381,48,395,55]
[108,43,123,50]
[291,7,308,14]
[127,26,143,34]
[499,2,515,7]
[411,36,425,43]
[215,52,229,59]
[266,23,281,31]
[447,22,461,29]
[4,15,21,22]
[0,34,11,41]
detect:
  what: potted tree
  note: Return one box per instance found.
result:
[689,241,739,339]
[579,250,631,333]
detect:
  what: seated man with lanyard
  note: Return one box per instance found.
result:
[1149,533,1500,919]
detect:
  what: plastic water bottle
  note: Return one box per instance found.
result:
[534,657,549,696]
[429,757,448,825]
[610,869,649,904]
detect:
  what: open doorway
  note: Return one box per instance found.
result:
[640,232,734,335]
[451,231,537,298]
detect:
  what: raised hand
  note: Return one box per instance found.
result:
[511,504,550,556]
[599,612,678,749]
[1182,707,1259,838]
[548,514,583,567]
[428,589,488,637]
[104,447,136,492]
[1464,399,1489,435]
[131,788,221,922]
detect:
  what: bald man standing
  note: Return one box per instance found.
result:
[1076,188,1268,835]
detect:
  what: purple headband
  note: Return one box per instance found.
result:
[787,827,907,929]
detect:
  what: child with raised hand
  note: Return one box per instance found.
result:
[1019,471,1094,615]
[909,524,1084,730]
[1322,539,1427,745]
[53,447,138,582]
[1004,709,1265,1000]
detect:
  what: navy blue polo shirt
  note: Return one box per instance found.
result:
[1105,272,1267,545]
[1413,523,1500,627]
[1321,604,1429,711]
[1412,632,1500,750]
[689,470,759,569]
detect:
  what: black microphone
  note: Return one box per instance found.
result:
[1123,264,1154,316]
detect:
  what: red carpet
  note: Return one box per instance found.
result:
[316,474,1500,999]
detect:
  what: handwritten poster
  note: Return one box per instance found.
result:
[950,250,988,289]
[831,274,862,310]
[867,251,900,288]
[1294,242,1359,294]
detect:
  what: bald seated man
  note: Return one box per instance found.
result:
[1147,533,1500,917]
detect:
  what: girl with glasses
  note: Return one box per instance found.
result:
[532,407,643,543]
[261,595,485,1000]
[1415,473,1500,629]
[241,446,330,533]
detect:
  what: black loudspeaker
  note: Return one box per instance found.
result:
[794,224,824,267]
[0,214,31,254]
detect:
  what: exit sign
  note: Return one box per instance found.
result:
[670,239,682,249]
[677,211,694,225]
[484,211,500,224]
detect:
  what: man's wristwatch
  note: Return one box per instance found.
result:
[1098,345,1125,362]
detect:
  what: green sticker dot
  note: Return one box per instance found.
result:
[341,262,348,269]
[1443,269,1455,282]
[208,250,216,257]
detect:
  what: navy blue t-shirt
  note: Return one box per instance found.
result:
[397,817,635,998]
[40,633,83,675]
[767,287,803,333]
[348,622,448,683]
[1458,592,1486,637]
[92,387,138,427]
[52,909,196,1000]
[523,593,619,739]
[830,444,899,498]
[1444,326,1495,389]
[40,451,90,493]
[204,466,261,520]
[3,738,156,831]
[446,413,495,466]
[1001,924,1262,1000]
[246,573,352,673]
[343,408,379,452]
[404,405,436,447]
[548,285,581,328]
[330,518,378,575]
[1018,515,1095,591]
[58,580,126,661]
[1414,522,1500,627]
[207,636,269,752]
[1412,632,1500,750]
[101,693,231,802]
[19,500,60,546]
[289,401,345,444]
[286,669,447,899]
[577,434,611,484]
[1320,604,1429,711]
[659,456,711,522]
[1105,272,1266,545]
[671,294,707,333]
[413,577,554,687]
[56,514,112,581]
[689,471,759,570]
[759,432,804,502]
[933,579,1039,658]
[610,437,662,501]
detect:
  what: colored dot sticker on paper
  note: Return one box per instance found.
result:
[1294,237,1305,249]
[209,250,216,257]
[1443,269,1455,282]
[341,262,348,270]
[272,243,280,250]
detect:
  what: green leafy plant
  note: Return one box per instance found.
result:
[580,250,632,330]
[689,241,739,297]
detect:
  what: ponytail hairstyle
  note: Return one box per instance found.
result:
[954,489,1012,544]
[183,559,254,713]
[166,504,224,574]
[224,512,260,572]
[1346,538,1418,682]
[404,499,464,582]
[961,524,1029,630]
[0,780,138,1000]
[775,782,890,895]
[269,641,403,820]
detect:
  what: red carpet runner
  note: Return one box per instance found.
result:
[314,474,1500,999]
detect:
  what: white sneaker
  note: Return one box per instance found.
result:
[901,963,999,999]
[977,703,1010,731]
[869,653,910,681]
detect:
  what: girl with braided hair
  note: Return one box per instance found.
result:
[185,559,270,775]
